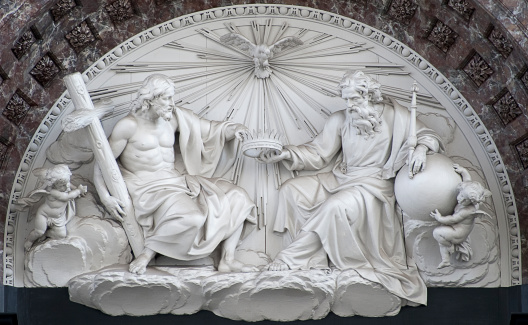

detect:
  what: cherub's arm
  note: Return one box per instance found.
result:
[430,207,474,225]
[453,164,471,182]
[50,185,87,201]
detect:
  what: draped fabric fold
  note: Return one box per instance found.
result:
[273,100,442,305]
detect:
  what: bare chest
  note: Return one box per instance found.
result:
[129,121,176,150]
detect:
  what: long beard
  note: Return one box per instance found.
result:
[153,104,174,121]
[346,104,382,138]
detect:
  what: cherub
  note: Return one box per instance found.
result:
[17,164,87,251]
[430,164,492,269]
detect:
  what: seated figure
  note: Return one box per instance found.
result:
[259,71,443,305]
[94,74,257,274]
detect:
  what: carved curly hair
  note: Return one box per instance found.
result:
[338,70,383,103]
[131,74,176,113]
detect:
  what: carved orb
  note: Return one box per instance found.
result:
[394,153,461,220]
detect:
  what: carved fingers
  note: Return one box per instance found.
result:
[258,149,290,164]
[409,145,427,178]
[234,125,250,141]
[102,196,126,222]
[79,184,88,196]
[430,209,441,221]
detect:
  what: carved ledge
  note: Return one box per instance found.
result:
[69,267,407,320]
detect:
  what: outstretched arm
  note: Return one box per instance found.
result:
[430,208,473,225]
[453,164,472,182]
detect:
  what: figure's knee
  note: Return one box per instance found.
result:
[433,228,450,245]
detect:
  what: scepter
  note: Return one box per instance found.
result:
[407,81,419,179]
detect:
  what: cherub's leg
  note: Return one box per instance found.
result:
[46,225,67,240]
[218,223,257,272]
[433,227,455,268]
[25,215,47,251]
[129,247,156,275]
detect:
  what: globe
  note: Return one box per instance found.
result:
[394,153,462,221]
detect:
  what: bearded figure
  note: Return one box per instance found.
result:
[259,70,443,306]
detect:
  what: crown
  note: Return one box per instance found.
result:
[241,129,284,158]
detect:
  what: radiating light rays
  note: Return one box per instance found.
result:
[88,19,443,228]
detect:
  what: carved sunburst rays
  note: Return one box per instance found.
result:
[89,20,434,227]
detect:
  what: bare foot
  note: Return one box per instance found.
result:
[218,258,258,272]
[437,260,450,269]
[129,253,151,274]
[266,261,290,271]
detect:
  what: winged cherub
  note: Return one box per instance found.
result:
[220,33,303,78]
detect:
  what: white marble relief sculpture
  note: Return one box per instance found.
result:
[258,70,443,305]
[6,5,513,320]
[430,164,492,269]
[89,73,257,274]
[16,164,87,251]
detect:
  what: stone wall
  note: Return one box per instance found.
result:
[1,0,527,281]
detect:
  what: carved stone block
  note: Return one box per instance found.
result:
[105,0,135,24]
[492,91,522,125]
[462,52,493,87]
[447,0,475,21]
[427,20,458,53]
[30,54,61,87]
[12,30,36,60]
[3,90,33,125]
[50,0,77,21]
[487,27,513,58]
[387,0,418,23]
[66,20,98,52]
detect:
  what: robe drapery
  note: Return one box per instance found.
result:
[273,99,442,305]
[121,107,256,261]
